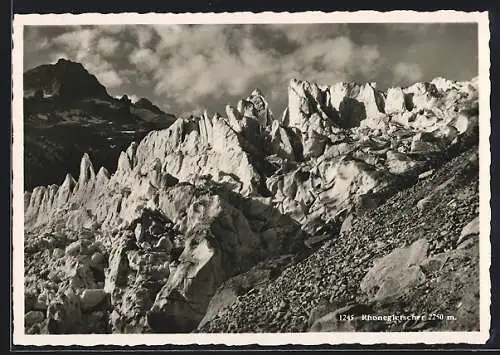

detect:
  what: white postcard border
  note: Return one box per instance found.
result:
[11,10,491,346]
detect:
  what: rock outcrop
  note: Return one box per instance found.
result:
[23,74,480,334]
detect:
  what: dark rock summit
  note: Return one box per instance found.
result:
[135,98,164,114]
[24,58,109,99]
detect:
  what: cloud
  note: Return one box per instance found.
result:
[97,36,120,57]
[129,48,160,73]
[99,25,129,34]
[145,24,382,110]
[25,25,383,104]
[267,23,350,44]
[183,107,205,117]
[392,62,424,85]
[24,30,50,51]
[133,26,155,48]
[387,23,448,36]
[356,44,381,78]
[153,24,194,54]
[52,29,96,58]
[98,70,125,88]
[151,25,263,101]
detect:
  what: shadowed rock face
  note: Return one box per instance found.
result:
[23,73,479,334]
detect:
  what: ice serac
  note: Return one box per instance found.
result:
[24,74,479,233]
[385,87,406,115]
[247,88,275,126]
[269,120,295,160]
[287,78,386,132]
[74,153,96,196]
[56,174,76,206]
[266,76,479,230]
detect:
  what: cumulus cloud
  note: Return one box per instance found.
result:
[151,25,271,102]
[97,36,120,57]
[392,62,424,85]
[139,24,383,109]
[129,48,160,73]
[98,70,124,88]
[52,29,96,58]
[24,29,50,52]
[133,26,155,48]
[45,28,127,89]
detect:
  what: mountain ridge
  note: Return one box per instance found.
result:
[23,58,177,191]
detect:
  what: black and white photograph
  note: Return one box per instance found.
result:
[12,11,491,345]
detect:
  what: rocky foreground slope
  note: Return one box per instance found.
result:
[199,146,480,332]
[23,75,480,334]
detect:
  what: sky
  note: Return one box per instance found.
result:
[23,23,478,117]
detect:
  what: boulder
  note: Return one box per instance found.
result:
[410,132,442,154]
[457,216,480,246]
[90,252,105,268]
[80,289,108,311]
[65,241,82,256]
[416,197,431,211]
[360,238,429,301]
[418,169,434,180]
[25,310,45,327]
[154,236,173,251]
[46,289,82,334]
[110,283,153,333]
[340,213,354,235]
[52,248,65,259]
[386,151,422,175]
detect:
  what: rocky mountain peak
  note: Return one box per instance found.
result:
[250,88,264,97]
[24,58,109,99]
[54,57,85,68]
[119,94,132,103]
[135,98,163,114]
